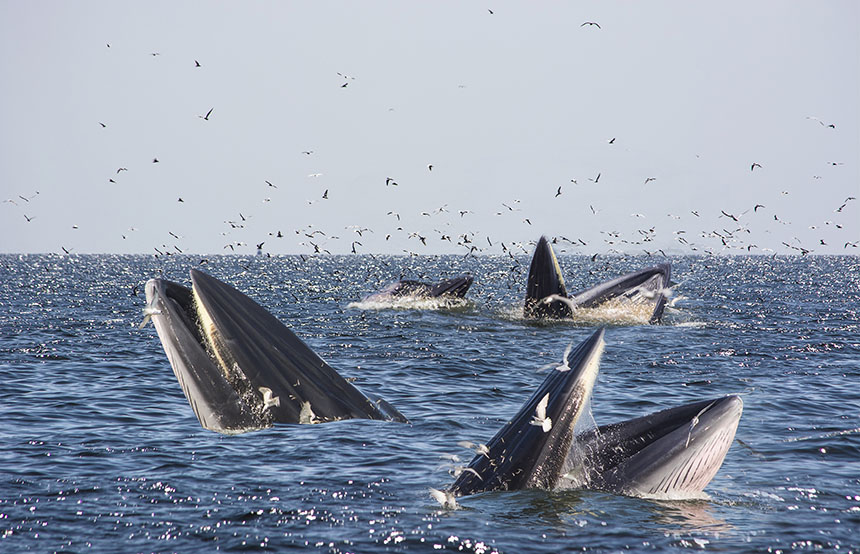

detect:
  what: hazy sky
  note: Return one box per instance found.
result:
[1,2,857,256]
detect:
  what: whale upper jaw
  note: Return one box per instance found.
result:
[449,328,606,495]
[144,269,407,434]
[524,236,571,318]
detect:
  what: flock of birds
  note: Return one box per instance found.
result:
[3,15,857,261]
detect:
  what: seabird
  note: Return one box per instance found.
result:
[529,393,552,432]
[299,401,318,424]
[429,488,458,510]
[457,440,490,458]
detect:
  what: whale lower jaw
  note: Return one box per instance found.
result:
[565,396,743,499]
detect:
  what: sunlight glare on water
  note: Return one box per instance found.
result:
[0,253,858,552]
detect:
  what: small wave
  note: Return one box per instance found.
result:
[783,427,860,443]
[674,321,707,328]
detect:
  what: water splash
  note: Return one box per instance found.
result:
[347,297,472,312]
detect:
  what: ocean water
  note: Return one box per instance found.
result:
[1,253,858,552]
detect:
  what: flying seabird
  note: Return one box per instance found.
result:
[458,440,490,457]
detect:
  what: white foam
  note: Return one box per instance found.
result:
[348,296,470,311]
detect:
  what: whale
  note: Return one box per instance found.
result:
[362,275,473,302]
[142,269,407,434]
[448,328,742,499]
[524,236,672,323]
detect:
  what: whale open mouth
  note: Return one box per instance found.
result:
[524,236,672,323]
[448,329,741,499]
[143,269,406,434]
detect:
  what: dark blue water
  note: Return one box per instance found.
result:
[1,254,858,552]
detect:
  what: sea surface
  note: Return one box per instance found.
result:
[1,253,858,552]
